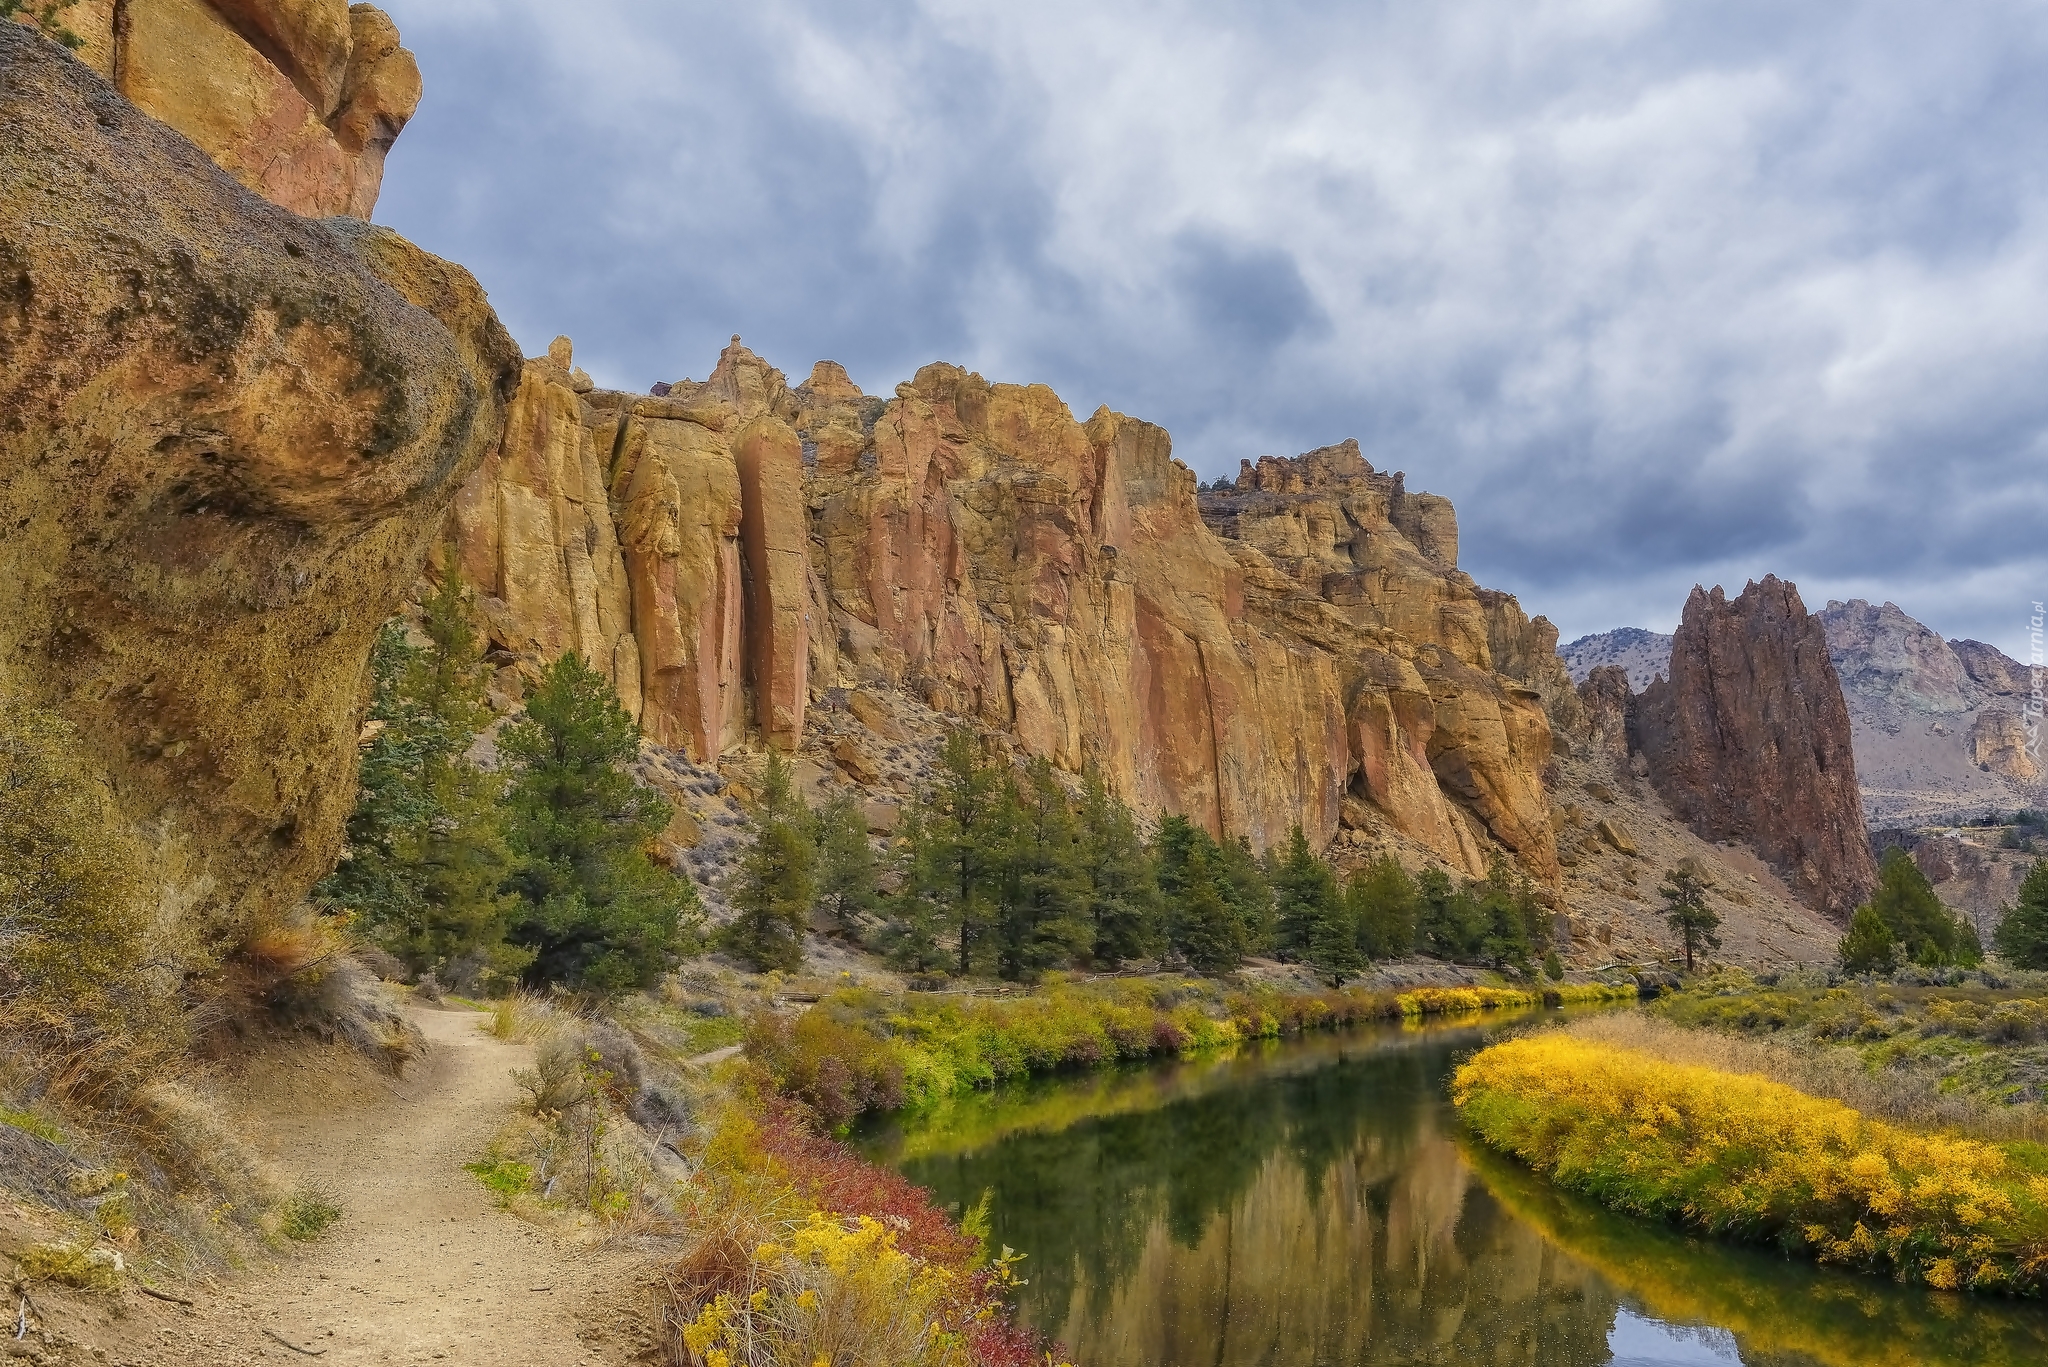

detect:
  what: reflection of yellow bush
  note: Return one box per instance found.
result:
[1455,1034,2048,1293]
[1466,1139,2048,1367]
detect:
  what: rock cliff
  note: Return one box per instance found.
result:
[1,22,519,940]
[10,0,421,218]
[443,344,1565,878]
[1633,578,1877,917]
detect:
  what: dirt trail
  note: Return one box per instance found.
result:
[87,1005,656,1367]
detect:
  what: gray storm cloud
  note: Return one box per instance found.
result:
[374,0,2048,656]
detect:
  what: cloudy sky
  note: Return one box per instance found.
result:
[375,0,2048,657]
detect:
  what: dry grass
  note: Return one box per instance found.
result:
[1561,1012,2048,1143]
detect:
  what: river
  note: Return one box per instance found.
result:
[857,1011,2048,1367]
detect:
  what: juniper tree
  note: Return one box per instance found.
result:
[1868,846,1976,966]
[930,728,1002,976]
[320,575,525,984]
[990,757,1091,980]
[502,651,700,993]
[1840,901,1900,976]
[1076,765,1163,967]
[1993,859,2048,970]
[1660,860,1720,973]
[1346,855,1419,961]
[810,792,879,937]
[719,752,814,973]
[874,805,952,974]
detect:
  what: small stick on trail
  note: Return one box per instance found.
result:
[263,1326,328,1356]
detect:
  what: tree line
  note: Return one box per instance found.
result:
[722,728,1563,983]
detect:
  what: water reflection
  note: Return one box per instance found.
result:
[861,1016,2048,1367]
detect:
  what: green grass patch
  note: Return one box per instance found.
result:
[464,1157,534,1202]
[0,1103,63,1143]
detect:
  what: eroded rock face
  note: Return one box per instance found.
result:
[448,347,1564,877]
[1970,706,2040,784]
[1817,599,1972,714]
[1,24,520,938]
[1952,638,2033,700]
[1634,578,1877,917]
[10,0,420,218]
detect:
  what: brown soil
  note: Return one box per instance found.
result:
[15,1005,658,1366]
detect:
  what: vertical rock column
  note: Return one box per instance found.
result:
[735,416,810,750]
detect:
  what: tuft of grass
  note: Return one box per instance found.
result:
[464,1156,535,1203]
[17,1240,122,1290]
[0,1102,63,1143]
[275,1190,342,1241]
[486,991,551,1042]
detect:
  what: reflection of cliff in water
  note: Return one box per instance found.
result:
[895,1023,1616,1367]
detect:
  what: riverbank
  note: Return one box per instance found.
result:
[1453,1025,2048,1294]
[748,975,1638,1125]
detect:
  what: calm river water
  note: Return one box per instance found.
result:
[857,1011,2048,1367]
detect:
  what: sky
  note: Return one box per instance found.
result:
[374,0,2048,658]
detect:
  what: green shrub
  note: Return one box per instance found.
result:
[276,1190,342,1241]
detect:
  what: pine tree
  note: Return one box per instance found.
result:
[719,752,815,973]
[1840,901,1899,976]
[1472,860,1544,974]
[991,757,1091,980]
[1270,826,1357,983]
[1346,855,1419,961]
[1660,860,1721,973]
[502,651,700,993]
[810,792,879,937]
[320,576,526,985]
[1216,834,1276,955]
[874,805,952,974]
[1076,766,1162,967]
[1993,859,2048,969]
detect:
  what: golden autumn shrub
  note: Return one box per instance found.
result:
[1454,1032,2048,1294]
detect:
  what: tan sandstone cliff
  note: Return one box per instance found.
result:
[10,0,422,218]
[442,341,1569,880]
[1,22,519,941]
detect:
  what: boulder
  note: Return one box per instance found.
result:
[0,23,519,939]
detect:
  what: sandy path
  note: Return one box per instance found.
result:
[110,1006,655,1367]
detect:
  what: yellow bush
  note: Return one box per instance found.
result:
[1454,1032,2048,1293]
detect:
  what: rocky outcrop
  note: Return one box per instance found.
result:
[1817,599,1972,714]
[1634,578,1877,917]
[1560,627,1673,693]
[445,348,1565,877]
[1,23,519,939]
[10,0,420,218]
[1952,638,2033,700]
[1970,706,2040,784]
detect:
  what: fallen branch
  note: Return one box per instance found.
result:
[263,1327,327,1357]
[138,1285,195,1308]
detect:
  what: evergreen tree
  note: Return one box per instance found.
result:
[320,576,526,984]
[1172,839,1246,974]
[719,752,815,973]
[1993,859,2048,969]
[1270,826,1357,983]
[931,728,1002,976]
[1076,766,1163,967]
[1840,902,1899,976]
[810,792,879,937]
[874,805,952,974]
[1472,860,1544,974]
[502,651,700,993]
[1660,860,1721,973]
[1216,834,1276,955]
[1868,846,1976,966]
[1347,855,1419,960]
[1415,866,1482,962]
[990,757,1091,980]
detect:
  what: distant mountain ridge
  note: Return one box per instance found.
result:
[1560,627,1674,693]
[1562,606,2041,827]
